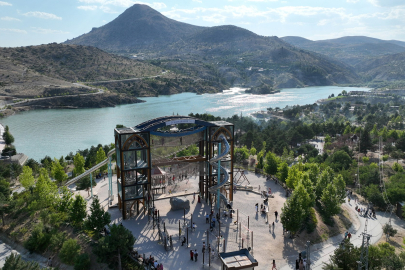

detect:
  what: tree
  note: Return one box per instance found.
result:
[93,223,136,270]
[2,253,41,270]
[333,174,346,203]
[73,153,85,177]
[35,168,58,208]
[3,131,14,146]
[96,146,107,172]
[58,186,73,212]
[74,253,91,270]
[294,179,312,216]
[85,195,111,234]
[19,166,35,190]
[2,146,16,157]
[70,195,87,228]
[59,239,81,265]
[280,192,304,237]
[316,167,334,200]
[264,152,278,175]
[392,162,404,172]
[321,182,341,219]
[300,173,316,207]
[277,162,289,183]
[306,163,320,185]
[328,150,352,171]
[286,165,302,189]
[360,129,372,154]
[329,239,360,270]
[281,147,294,165]
[51,158,68,185]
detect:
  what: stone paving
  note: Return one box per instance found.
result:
[81,168,405,270]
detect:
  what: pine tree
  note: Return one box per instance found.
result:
[70,195,87,228]
[85,196,110,233]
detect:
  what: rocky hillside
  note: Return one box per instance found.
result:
[354,52,405,82]
[281,36,405,66]
[65,4,204,52]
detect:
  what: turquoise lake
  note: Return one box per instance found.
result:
[1,86,368,161]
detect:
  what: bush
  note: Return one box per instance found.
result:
[74,253,91,270]
[76,175,97,190]
[59,239,80,265]
[24,223,51,253]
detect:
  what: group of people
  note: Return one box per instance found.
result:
[355,205,376,218]
[140,255,164,270]
[190,249,199,261]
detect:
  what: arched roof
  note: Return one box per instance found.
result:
[135,116,217,137]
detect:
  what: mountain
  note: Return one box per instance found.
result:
[0,43,228,99]
[65,5,359,88]
[65,4,204,52]
[281,36,405,66]
[355,52,405,82]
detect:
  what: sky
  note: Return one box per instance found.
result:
[0,0,405,47]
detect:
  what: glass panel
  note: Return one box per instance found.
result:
[125,185,144,200]
[118,178,122,198]
[124,170,148,185]
[123,149,148,170]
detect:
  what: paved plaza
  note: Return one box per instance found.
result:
[72,169,405,270]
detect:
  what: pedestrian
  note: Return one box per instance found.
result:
[181,236,186,246]
[299,259,304,270]
[154,261,159,269]
[348,197,351,204]
[272,221,275,232]
[206,214,209,223]
[202,242,206,253]
[47,257,52,267]
[193,192,195,200]
[344,231,348,239]
[198,195,201,203]
[348,232,352,241]
[272,259,277,270]
[216,212,220,221]
[194,250,198,262]
[275,210,278,220]
[255,203,258,212]
[295,259,299,269]
[190,250,194,261]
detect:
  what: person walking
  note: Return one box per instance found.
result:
[272,259,277,270]
[274,210,278,220]
[348,232,352,241]
[255,203,258,212]
[272,222,275,233]
[190,250,194,261]
[193,192,196,200]
[206,214,209,223]
[194,250,198,262]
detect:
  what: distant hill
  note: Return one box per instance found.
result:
[281,36,405,66]
[0,43,227,98]
[355,52,405,82]
[65,4,204,52]
[65,5,358,88]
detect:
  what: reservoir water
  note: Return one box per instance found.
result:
[2,86,368,161]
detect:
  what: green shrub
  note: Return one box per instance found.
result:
[74,253,91,270]
[24,223,51,253]
[59,239,80,265]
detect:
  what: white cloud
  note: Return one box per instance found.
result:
[192,0,202,3]
[77,0,166,13]
[31,27,69,34]
[23,11,62,20]
[346,0,360,3]
[1,16,21,21]
[78,5,98,10]
[0,28,27,34]
[247,0,278,2]
[0,1,11,6]
[368,0,405,7]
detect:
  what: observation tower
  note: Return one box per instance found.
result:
[114,116,234,220]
